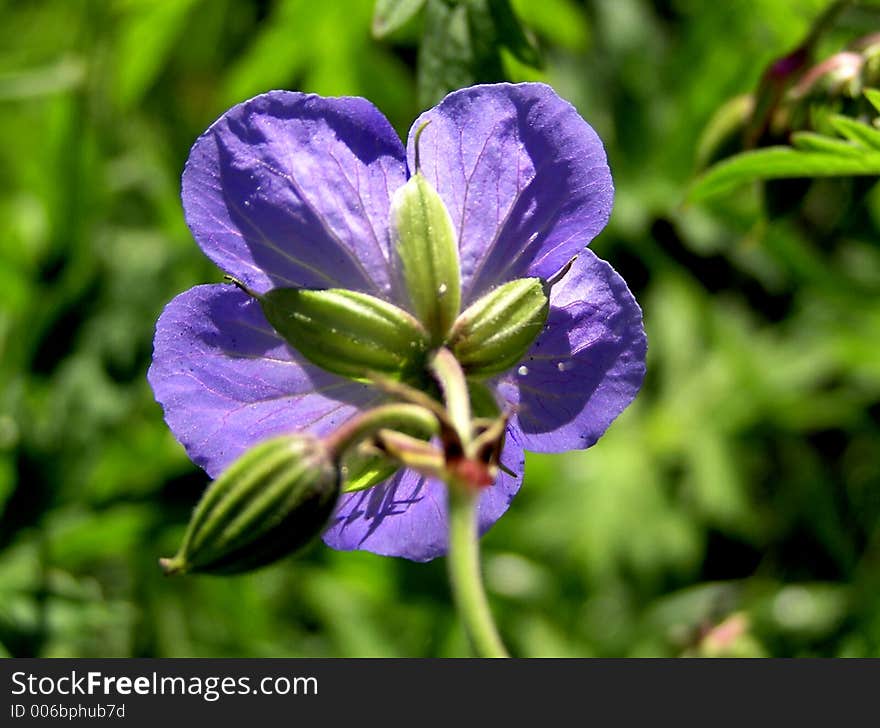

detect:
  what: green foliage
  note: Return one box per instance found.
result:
[690,90,880,201]
[372,0,427,39]
[375,0,542,108]
[0,0,879,658]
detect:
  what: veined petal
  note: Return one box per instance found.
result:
[182,91,407,297]
[148,284,378,478]
[323,426,524,562]
[496,251,646,452]
[408,83,613,304]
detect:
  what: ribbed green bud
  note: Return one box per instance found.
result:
[259,288,430,382]
[448,278,549,378]
[160,436,339,575]
[391,172,461,344]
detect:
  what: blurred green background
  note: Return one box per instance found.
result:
[1,0,879,657]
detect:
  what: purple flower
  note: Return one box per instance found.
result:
[148,83,646,562]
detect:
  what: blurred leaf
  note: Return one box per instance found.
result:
[222,1,390,118]
[521,426,702,585]
[509,0,588,51]
[692,89,880,201]
[0,57,85,101]
[48,506,151,570]
[791,130,865,155]
[372,0,426,39]
[487,0,542,68]
[221,0,313,106]
[112,0,201,109]
[689,146,880,201]
[828,113,880,150]
[418,0,482,108]
[759,583,850,640]
[695,94,754,169]
[417,0,539,108]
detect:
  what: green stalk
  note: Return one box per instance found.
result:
[323,403,438,458]
[447,485,509,658]
[429,347,472,444]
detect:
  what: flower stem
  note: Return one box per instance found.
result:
[447,485,509,658]
[430,347,472,444]
[323,403,437,458]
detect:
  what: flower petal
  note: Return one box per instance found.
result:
[323,427,525,562]
[147,284,379,478]
[183,91,408,297]
[495,251,646,452]
[408,83,613,303]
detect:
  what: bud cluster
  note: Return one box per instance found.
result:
[700,31,880,168]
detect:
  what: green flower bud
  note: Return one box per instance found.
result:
[448,278,549,378]
[160,436,339,575]
[391,169,462,344]
[259,287,430,382]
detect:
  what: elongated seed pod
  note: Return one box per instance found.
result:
[391,171,462,344]
[259,287,430,383]
[448,278,549,378]
[161,436,339,575]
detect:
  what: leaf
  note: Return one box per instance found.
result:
[689,146,880,202]
[372,0,426,39]
[691,89,880,201]
[112,0,200,109]
[828,114,880,151]
[791,131,864,156]
[418,0,479,108]
[417,0,540,108]
[864,87,880,114]
[487,0,542,68]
